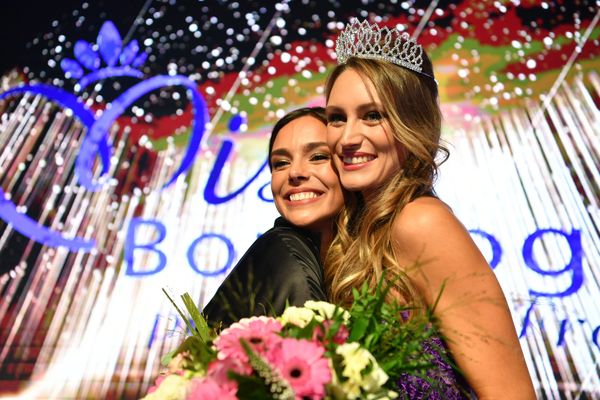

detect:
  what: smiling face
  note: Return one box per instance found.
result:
[270,115,344,232]
[326,68,403,196]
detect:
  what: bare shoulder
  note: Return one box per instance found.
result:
[391,196,492,296]
[392,198,536,398]
[392,196,467,249]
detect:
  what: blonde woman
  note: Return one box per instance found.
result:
[324,20,535,399]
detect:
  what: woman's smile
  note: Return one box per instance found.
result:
[326,68,402,196]
[270,115,344,232]
[285,189,322,202]
[341,152,377,169]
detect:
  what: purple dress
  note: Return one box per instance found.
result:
[397,335,477,399]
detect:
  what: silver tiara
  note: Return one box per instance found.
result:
[335,19,430,78]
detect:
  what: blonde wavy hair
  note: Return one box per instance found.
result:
[323,56,447,308]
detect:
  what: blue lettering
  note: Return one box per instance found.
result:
[523,228,583,297]
[147,314,160,348]
[147,312,183,348]
[203,139,268,204]
[469,229,502,269]
[77,75,208,191]
[0,188,95,251]
[228,114,246,133]
[125,218,167,276]
[258,181,274,202]
[187,233,234,276]
[0,85,102,251]
[0,76,208,249]
[519,301,536,338]
[556,319,569,346]
[78,67,144,91]
[0,84,112,190]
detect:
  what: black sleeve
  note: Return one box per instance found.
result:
[203,227,327,326]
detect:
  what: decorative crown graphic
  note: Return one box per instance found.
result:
[60,21,147,90]
[335,19,428,77]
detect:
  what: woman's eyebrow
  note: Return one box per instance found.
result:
[270,148,290,158]
[356,102,382,112]
[303,141,329,152]
[271,141,328,158]
[326,102,381,112]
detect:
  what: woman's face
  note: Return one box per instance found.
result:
[270,115,344,232]
[326,68,402,195]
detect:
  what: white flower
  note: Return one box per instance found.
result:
[330,342,389,399]
[279,305,316,328]
[361,362,389,392]
[304,300,351,323]
[366,390,399,399]
[280,301,350,328]
[141,374,190,400]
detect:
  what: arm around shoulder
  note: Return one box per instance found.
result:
[204,227,326,326]
[391,197,536,399]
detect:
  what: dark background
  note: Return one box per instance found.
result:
[2,1,597,79]
[0,1,148,75]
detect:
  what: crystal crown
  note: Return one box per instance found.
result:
[335,19,427,76]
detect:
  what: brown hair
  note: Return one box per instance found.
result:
[323,56,448,307]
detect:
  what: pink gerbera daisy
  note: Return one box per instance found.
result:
[214,316,282,363]
[146,375,165,393]
[206,357,250,392]
[187,377,237,400]
[268,338,332,399]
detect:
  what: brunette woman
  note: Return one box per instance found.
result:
[204,107,344,325]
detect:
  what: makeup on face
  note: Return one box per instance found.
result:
[326,69,402,196]
[270,116,344,232]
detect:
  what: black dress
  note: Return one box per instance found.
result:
[203,218,327,326]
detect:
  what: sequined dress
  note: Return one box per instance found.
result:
[397,335,476,399]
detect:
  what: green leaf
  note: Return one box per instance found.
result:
[349,317,369,342]
[351,286,360,300]
[181,292,210,343]
[228,372,273,400]
[342,271,446,383]
[175,336,215,368]
[162,288,195,336]
[160,348,177,367]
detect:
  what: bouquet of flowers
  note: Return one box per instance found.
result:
[143,281,440,400]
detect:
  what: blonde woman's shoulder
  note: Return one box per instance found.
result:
[390,195,486,283]
[392,198,536,399]
[392,196,459,238]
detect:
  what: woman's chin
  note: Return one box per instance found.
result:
[339,178,372,194]
[285,213,330,232]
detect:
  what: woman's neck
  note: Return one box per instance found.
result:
[319,227,335,263]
